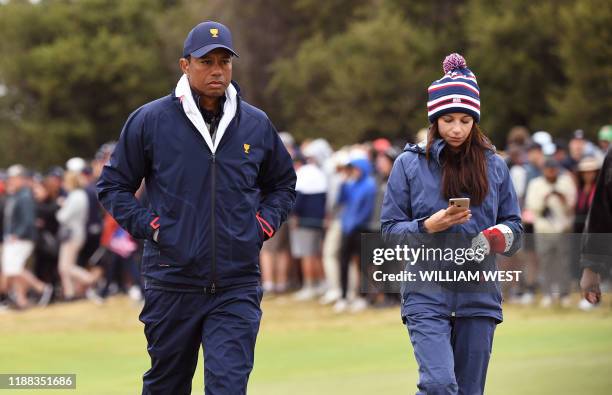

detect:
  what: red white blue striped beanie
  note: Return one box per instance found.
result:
[427,53,480,123]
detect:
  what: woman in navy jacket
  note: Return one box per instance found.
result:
[381,54,523,395]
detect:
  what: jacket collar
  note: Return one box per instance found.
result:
[403,138,447,166]
[174,75,238,153]
[190,88,226,123]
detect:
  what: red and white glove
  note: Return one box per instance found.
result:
[471,224,514,262]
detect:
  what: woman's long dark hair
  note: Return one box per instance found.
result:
[426,122,494,206]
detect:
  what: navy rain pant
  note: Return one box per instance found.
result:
[405,314,497,395]
[139,284,263,395]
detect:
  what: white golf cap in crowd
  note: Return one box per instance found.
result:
[66,157,87,173]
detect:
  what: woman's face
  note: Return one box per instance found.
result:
[580,170,598,184]
[32,182,49,202]
[437,113,474,149]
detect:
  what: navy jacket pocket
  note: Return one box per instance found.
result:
[230,202,262,263]
[156,197,199,267]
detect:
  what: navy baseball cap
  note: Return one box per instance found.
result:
[183,21,239,58]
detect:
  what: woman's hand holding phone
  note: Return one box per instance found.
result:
[423,207,472,233]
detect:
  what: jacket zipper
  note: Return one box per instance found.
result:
[173,94,241,294]
[210,152,216,294]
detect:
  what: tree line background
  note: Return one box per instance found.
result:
[0,0,609,169]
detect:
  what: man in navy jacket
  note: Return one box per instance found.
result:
[97,21,296,395]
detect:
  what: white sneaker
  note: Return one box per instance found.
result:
[539,295,553,308]
[85,288,104,305]
[349,298,368,313]
[333,299,349,313]
[38,284,53,307]
[578,298,597,311]
[293,287,317,301]
[313,282,328,297]
[128,285,142,301]
[319,289,341,305]
[262,282,275,294]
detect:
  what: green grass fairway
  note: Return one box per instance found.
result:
[1,295,611,394]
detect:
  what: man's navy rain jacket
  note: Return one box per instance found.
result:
[97,82,296,291]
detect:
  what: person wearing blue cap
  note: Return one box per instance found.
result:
[381,54,523,394]
[97,21,296,395]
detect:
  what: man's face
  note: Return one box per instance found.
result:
[375,154,393,178]
[32,181,48,202]
[180,48,232,99]
[44,176,62,197]
[569,138,585,160]
[543,166,559,182]
[527,148,544,168]
[7,176,24,194]
[350,166,362,180]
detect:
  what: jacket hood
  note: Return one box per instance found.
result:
[404,138,445,165]
[349,158,373,179]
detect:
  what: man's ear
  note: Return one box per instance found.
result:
[179,57,190,75]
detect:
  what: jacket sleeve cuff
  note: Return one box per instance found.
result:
[256,212,275,240]
[417,217,430,233]
[147,215,160,242]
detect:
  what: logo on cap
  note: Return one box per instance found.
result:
[453,97,461,103]
[210,28,219,38]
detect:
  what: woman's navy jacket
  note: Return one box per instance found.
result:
[381,138,523,322]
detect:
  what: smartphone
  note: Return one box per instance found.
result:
[448,198,470,213]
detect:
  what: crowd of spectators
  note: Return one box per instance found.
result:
[1,125,610,312]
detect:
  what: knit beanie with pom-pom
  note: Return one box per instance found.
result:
[427,53,481,123]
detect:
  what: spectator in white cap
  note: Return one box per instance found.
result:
[66,157,87,173]
[532,130,556,156]
[291,139,329,301]
[56,170,98,301]
[319,148,354,306]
